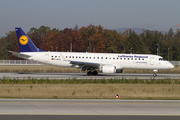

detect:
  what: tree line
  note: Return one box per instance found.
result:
[0,24,180,60]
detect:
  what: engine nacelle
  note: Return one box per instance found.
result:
[101,65,116,73]
[116,69,123,73]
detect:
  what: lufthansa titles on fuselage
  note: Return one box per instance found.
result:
[118,55,148,58]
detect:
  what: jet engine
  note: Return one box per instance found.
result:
[101,65,116,73]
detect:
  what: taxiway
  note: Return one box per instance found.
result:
[0,73,180,79]
[0,99,179,115]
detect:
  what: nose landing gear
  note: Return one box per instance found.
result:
[153,69,158,77]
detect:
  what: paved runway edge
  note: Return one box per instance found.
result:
[0,113,180,116]
[1,73,180,79]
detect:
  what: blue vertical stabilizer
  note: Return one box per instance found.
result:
[15,27,45,52]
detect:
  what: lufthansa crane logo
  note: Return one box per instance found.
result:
[19,35,28,45]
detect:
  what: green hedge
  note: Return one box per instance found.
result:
[0,77,180,84]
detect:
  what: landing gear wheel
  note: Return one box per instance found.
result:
[93,71,98,75]
[153,70,158,77]
[87,71,93,76]
[153,73,157,77]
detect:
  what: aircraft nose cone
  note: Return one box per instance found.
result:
[171,64,174,69]
[169,63,174,69]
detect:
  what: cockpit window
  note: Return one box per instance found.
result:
[162,58,167,61]
[159,58,166,61]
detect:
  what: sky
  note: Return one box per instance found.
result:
[0,0,180,36]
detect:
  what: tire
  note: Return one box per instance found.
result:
[93,71,98,75]
[87,71,93,76]
[153,73,157,77]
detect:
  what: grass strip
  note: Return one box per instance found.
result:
[0,84,180,99]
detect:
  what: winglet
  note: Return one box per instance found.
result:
[15,27,46,52]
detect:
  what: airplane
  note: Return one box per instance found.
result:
[9,27,174,77]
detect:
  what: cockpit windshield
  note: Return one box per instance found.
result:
[159,58,166,61]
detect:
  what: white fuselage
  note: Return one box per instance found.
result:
[20,52,174,70]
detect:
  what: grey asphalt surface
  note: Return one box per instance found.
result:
[0,115,180,120]
[0,99,180,120]
[0,99,179,115]
[0,72,180,79]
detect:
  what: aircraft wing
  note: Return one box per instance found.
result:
[70,61,101,70]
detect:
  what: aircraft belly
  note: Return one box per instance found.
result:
[56,61,71,67]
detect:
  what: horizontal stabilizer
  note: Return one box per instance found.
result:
[8,51,31,59]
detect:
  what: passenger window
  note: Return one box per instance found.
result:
[55,56,57,58]
[135,58,137,60]
[124,58,126,60]
[139,58,140,60]
[93,57,95,59]
[72,56,74,58]
[89,57,91,59]
[109,57,111,59]
[128,58,129,60]
[97,57,99,59]
[66,56,67,58]
[106,57,107,59]
[117,58,118,60]
[76,56,78,58]
[69,56,71,58]
[120,58,122,60]
[101,57,103,59]
[79,56,81,58]
[82,57,84,59]
[131,58,133,60]
[113,58,115,59]
[142,58,144,60]
[86,57,88,59]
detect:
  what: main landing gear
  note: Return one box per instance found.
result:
[153,69,158,77]
[87,70,98,75]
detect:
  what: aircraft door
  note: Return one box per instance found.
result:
[45,54,49,62]
[150,57,154,65]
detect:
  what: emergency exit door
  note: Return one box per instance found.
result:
[150,57,154,65]
[45,54,49,62]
